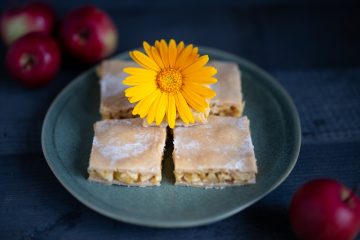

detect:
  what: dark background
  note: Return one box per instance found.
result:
[1,0,360,239]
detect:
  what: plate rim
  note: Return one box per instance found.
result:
[41,46,301,228]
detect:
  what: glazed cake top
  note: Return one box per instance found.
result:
[97,60,138,77]
[209,60,243,106]
[98,60,137,112]
[88,119,166,173]
[173,116,257,172]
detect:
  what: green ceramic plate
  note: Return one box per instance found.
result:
[42,47,301,228]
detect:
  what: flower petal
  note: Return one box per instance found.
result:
[155,40,160,50]
[177,41,184,57]
[175,92,194,124]
[159,39,169,68]
[130,50,160,71]
[175,44,193,69]
[123,67,156,76]
[181,87,209,112]
[183,82,216,98]
[182,66,217,78]
[146,92,162,124]
[136,89,160,118]
[132,101,142,115]
[189,47,200,62]
[168,39,177,68]
[181,55,209,75]
[132,90,155,115]
[123,76,155,86]
[155,92,168,125]
[143,41,152,58]
[151,47,165,69]
[178,47,199,70]
[125,83,157,102]
[189,47,199,61]
[183,76,217,84]
[167,93,176,128]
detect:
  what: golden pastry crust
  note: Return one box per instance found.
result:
[209,61,245,117]
[88,119,166,186]
[173,116,257,188]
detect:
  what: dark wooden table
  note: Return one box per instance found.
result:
[1,1,360,239]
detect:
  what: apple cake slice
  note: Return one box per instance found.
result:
[173,116,257,188]
[209,61,245,117]
[88,118,166,186]
[97,60,138,119]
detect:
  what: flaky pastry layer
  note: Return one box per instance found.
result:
[174,170,255,188]
[88,169,161,186]
[101,107,135,120]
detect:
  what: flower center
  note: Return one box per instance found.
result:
[156,68,183,93]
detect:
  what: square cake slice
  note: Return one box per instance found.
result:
[97,60,138,119]
[209,61,244,117]
[173,116,257,188]
[88,118,166,186]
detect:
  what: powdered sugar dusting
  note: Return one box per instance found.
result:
[174,139,200,150]
[95,119,133,133]
[100,73,128,98]
[94,121,157,164]
[174,116,256,171]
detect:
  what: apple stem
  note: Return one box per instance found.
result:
[344,183,360,204]
[78,28,90,44]
[20,54,36,71]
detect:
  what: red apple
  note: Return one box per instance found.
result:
[0,2,55,45]
[6,32,60,87]
[290,179,360,240]
[60,5,118,63]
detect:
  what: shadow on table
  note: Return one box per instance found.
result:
[243,204,296,239]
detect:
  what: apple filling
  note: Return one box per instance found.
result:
[101,108,136,120]
[209,102,244,117]
[88,169,161,185]
[192,107,210,123]
[174,170,255,185]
